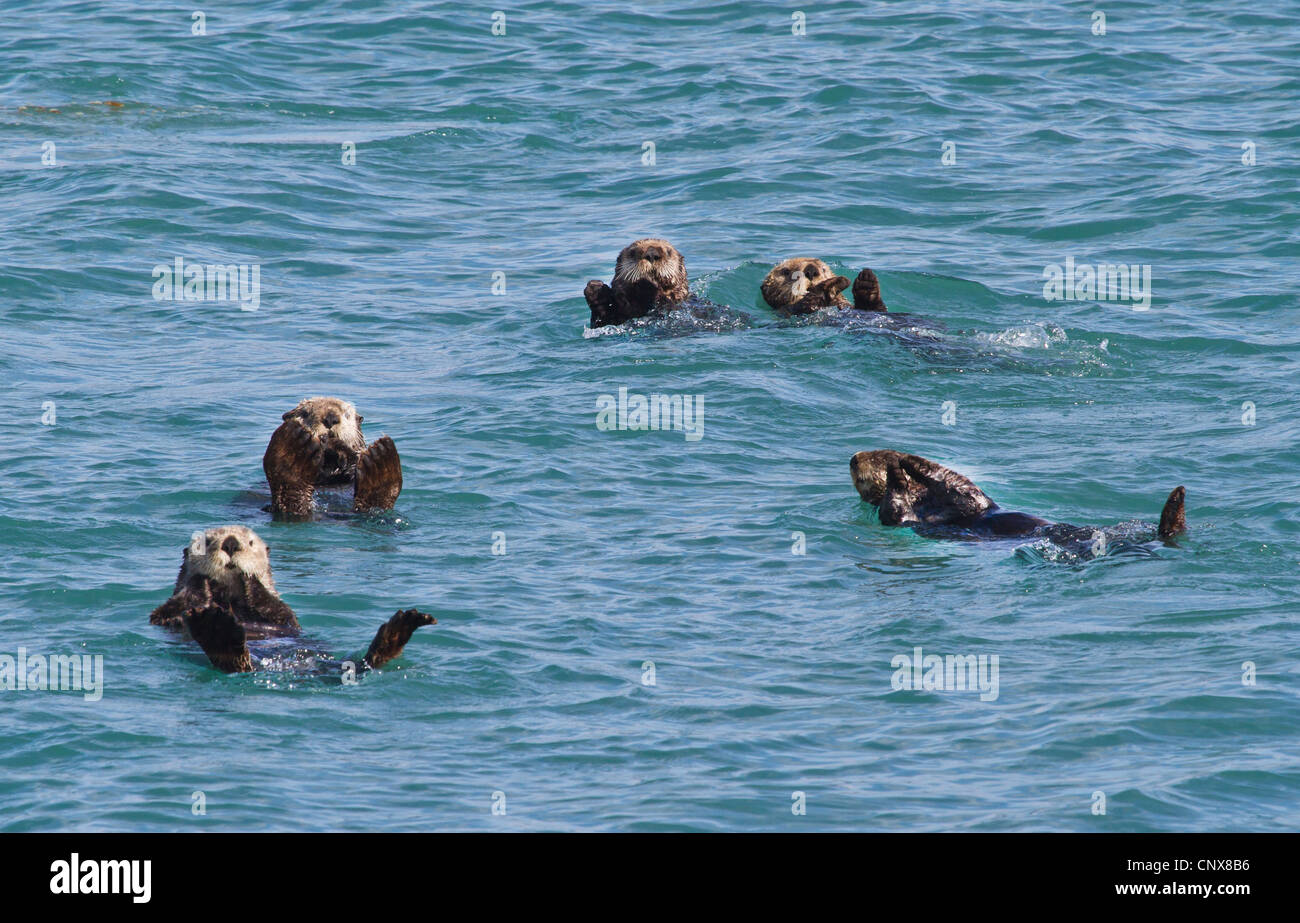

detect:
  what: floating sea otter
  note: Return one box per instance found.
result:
[584,238,692,328]
[761,258,886,315]
[149,525,434,674]
[263,397,402,519]
[849,450,1186,546]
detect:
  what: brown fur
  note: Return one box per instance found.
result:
[263,397,403,518]
[585,238,690,328]
[850,450,1186,543]
[761,259,886,314]
[149,526,434,674]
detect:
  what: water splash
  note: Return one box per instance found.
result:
[582,297,752,338]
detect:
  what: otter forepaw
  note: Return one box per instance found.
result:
[264,418,323,519]
[878,460,914,527]
[363,608,436,669]
[353,436,403,511]
[810,276,854,310]
[585,280,618,328]
[149,576,216,627]
[852,268,886,312]
[183,606,254,673]
[628,277,661,309]
[584,279,613,310]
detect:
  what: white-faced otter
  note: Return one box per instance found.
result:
[761,258,886,315]
[850,450,1186,547]
[149,525,434,674]
[263,397,402,519]
[584,238,691,328]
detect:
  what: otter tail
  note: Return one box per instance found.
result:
[1158,486,1186,539]
[362,609,436,670]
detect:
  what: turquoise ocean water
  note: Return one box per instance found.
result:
[2,0,1298,831]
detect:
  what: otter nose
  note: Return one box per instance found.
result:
[322,412,340,429]
[221,536,240,556]
[644,247,661,261]
[791,270,804,282]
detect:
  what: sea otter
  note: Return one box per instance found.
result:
[263,397,402,519]
[849,450,1186,546]
[761,258,886,315]
[149,525,434,674]
[584,238,691,328]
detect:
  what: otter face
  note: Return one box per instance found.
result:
[761,258,837,309]
[282,397,367,485]
[612,238,688,302]
[183,525,274,592]
[850,450,904,505]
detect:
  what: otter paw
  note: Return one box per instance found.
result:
[353,436,403,511]
[363,608,436,669]
[183,606,254,673]
[584,279,613,308]
[628,277,661,310]
[851,268,886,312]
[878,460,914,527]
[809,276,854,309]
[586,280,618,327]
[264,418,323,518]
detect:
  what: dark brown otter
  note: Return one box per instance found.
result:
[263,397,402,519]
[149,525,434,674]
[761,258,886,315]
[849,450,1186,545]
[584,238,691,328]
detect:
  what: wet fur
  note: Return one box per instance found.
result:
[149,526,434,674]
[585,238,690,328]
[761,258,886,315]
[850,451,1186,543]
[263,397,403,519]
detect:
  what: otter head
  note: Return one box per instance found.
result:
[282,397,367,485]
[181,525,275,594]
[849,450,905,505]
[612,238,689,303]
[761,257,842,310]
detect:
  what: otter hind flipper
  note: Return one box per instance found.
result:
[362,609,436,670]
[1158,486,1186,539]
[183,606,254,673]
[851,268,886,312]
[353,435,403,511]
[264,417,324,520]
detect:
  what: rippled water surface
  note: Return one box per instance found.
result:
[2,0,1299,831]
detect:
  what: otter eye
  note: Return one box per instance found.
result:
[357,415,363,423]
[804,264,820,277]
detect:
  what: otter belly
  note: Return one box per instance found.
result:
[973,510,1054,537]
